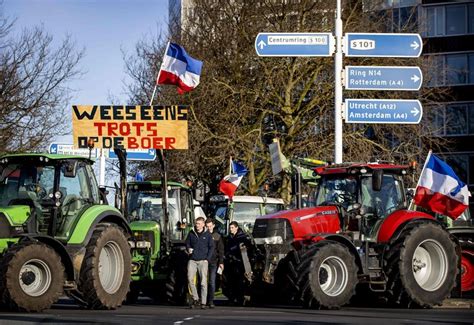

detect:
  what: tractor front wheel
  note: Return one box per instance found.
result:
[78,224,131,309]
[0,242,64,312]
[298,242,358,309]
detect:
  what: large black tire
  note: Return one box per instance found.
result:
[124,282,141,305]
[0,242,64,312]
[296,241,358,309]
[384,222,458,308]
[78,224,131,309]
[163,249,188,305]
[272,249,301,305]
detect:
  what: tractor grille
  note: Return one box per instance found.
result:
[134,230,155,250]
[253,218,293,242]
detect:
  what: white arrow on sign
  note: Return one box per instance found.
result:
[411,74,420,83]
[411,107,420,116]
[258,40,266,50]
[410,41,420,50]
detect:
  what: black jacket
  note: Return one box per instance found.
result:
[209,232,224,265]
[185,228,214,261]
[225,229,252,261]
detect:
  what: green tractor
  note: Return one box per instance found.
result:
[0,153,132,312]
[125,180,196,304]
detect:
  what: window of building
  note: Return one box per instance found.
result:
[446,5,467,35]
[429,102,474,136]
[446,54,468,85]
[426,52,474,86]
[470,4,474,33]
[446,105,468,135]
[424,3,473,37]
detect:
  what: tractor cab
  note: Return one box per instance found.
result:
[311,163,410,239]
[127,181,195,241]
[0,154,100,239]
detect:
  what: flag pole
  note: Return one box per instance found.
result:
[150,40,171,105]
[409,149,432,210]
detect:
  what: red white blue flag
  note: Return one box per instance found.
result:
[414,152,471,219]
[219,159,248,199]
[157,42,203,94]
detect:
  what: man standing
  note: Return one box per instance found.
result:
[224,221,252,305]
[205,218,224,308]
[185,216,214,309]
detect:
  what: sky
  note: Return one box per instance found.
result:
[4,0,169,142]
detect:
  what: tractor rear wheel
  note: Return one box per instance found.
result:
[460,239,474,297]
[78,224,131,309]
[0,242,64,312]
[385,223,457,307]
[297,242,358,309]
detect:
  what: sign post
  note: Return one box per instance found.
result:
[108,149,156,161]
[334,0,343,163]
[345,99,422,124]
[255,32,334,57]
[345,66,422,91]
[345,33,423,58]
[49,143,97,158]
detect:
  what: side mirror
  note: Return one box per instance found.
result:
[63,161,78,178]
[372,169,383,192]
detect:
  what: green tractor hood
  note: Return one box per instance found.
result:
[0,205,31,226]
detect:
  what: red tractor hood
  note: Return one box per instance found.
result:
[257,206,341,240]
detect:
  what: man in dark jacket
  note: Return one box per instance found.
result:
[205,218,224,308]
[224,221,252,305]
[185,216,214,309]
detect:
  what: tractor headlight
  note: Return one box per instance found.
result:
[254,236,283,245]
[136,241,151,249]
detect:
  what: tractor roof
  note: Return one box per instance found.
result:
[0,153,94,164]
[314,162,409,176]
[127,181,188,189]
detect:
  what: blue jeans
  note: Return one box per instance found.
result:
[207,263,217,304]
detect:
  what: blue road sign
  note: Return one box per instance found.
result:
[345,99,422,124]
[255,33,334,57]
[49,143,97,158]
[108,149,156,161]
[345,66,422,91]
[345,33,422,58]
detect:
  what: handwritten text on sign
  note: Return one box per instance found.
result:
[72,105,188,149]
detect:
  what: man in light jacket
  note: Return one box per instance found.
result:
[185,216,214,309]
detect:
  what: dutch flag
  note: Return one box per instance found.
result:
[157,42,203,94]
[219,160,248,199]
[414,152,471,219]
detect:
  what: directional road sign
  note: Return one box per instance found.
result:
[345,66,422,91]
[344,33,422,58]
[108,149,156,161]
[255,33,334,57]
[345,99,422,124]
[49,143,97,158]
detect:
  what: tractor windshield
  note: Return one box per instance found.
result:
[360,174,405,219]
[127,187,180,227]
[314,176,358,209]
[0,162,55,207]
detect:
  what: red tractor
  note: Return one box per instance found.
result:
[249,162,470,308]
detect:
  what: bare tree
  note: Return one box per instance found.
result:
[125,0,450,201]
[0,7,84,152]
